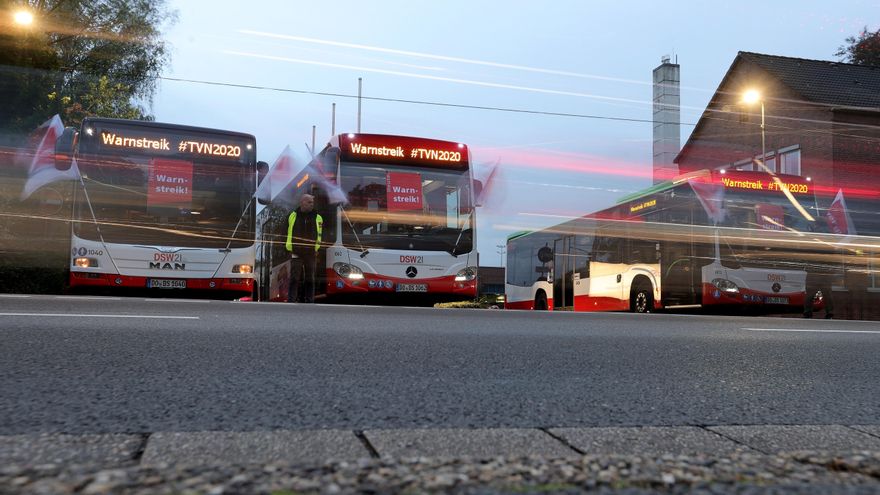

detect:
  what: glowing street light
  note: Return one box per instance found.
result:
[742,89,765,169]
[13,10,34,26]
[742,89,761,105]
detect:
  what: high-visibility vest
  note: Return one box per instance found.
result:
[285,211,323,253]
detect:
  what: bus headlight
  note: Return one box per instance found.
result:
[233,264,253,274]
[455,266,477,282]
[74,257,98,268]
[333,262,364,280]
[712,278,740,294]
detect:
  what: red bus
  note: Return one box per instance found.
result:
[505,170,821,312]
[257,133,479,304]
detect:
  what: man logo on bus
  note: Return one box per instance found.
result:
[406,266,418,278]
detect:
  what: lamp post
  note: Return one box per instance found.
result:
[742,89,765,169]
[496,244,505,267]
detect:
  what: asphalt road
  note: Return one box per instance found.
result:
[2,294,879,435]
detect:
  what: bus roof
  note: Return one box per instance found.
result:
[615,170,711,204]
[506,230,533,242]
[81,117,256,142]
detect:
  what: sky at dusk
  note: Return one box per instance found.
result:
[151,0,879,265]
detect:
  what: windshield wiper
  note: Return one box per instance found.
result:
[341,207,369,258]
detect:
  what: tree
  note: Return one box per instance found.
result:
[835,26,880,66]
[0,0,174,136]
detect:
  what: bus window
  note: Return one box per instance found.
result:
[593,236,622,263]
[574,234,593,278]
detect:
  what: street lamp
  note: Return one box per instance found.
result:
[13,10,34,26]
[742,89,765,170]
[496,244,506,267]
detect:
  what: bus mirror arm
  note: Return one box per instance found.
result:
[341,207,369,257]
[447,211,474,258]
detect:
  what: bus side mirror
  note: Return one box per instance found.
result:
[256,161,271,206]
[55,127,78,171]
[257,161,269,186]
[473,179,484,207]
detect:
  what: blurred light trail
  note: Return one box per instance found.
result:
[224,51,648,106]
[238,30,652,86]
[505,179,630,194]
[474,145,652,180]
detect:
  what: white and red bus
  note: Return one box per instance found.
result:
[506,170,819,313]
[257,133,479,303]
[58,118,258,297]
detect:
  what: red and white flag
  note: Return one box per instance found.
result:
[689,175,726,224]
[255,145,296,204]
[474,158,502,208]
[20,115,80,201]
[825,188,856,235]
[256,146,348,206]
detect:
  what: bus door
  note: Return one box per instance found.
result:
[588,235,625,310]
[661,212,699,306]
[552,236,574,309]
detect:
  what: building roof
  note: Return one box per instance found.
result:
[738,52,880,109]
[677,52,880,164]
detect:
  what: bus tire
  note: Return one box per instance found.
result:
[534,291,548,311]
[631,284,653,313]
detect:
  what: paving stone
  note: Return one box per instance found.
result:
[708,425,880,454]
[0,434,142,467]
[549,426,746,456]
[363,428,576,459]
[140,430,368,466]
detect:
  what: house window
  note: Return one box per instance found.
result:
[762,153,776,173]
[779,148,801,176]
[734,159,753,171]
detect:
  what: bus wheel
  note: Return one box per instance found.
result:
[534,291,548,311]
[631,286,653,313]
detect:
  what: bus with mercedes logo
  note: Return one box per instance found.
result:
[256,133,479,304]
[56,118,258,297]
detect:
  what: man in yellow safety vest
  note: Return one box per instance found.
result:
[285,194,323,303]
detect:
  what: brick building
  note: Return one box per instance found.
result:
[674,52,880,319]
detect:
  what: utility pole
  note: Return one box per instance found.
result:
[357,78,362,133]
[331,103,336,135]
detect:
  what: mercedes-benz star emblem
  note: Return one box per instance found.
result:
[406,266,418,278]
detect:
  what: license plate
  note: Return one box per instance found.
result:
[396,283,428,292]
[765,296,788,304]
[148,279,186,289]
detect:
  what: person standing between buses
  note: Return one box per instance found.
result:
[286,194,323,303]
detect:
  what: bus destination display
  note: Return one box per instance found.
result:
[96,128,250,160]
[340,134,467,168]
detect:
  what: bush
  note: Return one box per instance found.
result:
[434,294,504,309]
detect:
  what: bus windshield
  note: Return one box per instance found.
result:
[73,153,255,249]
[339,162,473,253]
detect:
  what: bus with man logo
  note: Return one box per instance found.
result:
[57,117,258,297]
